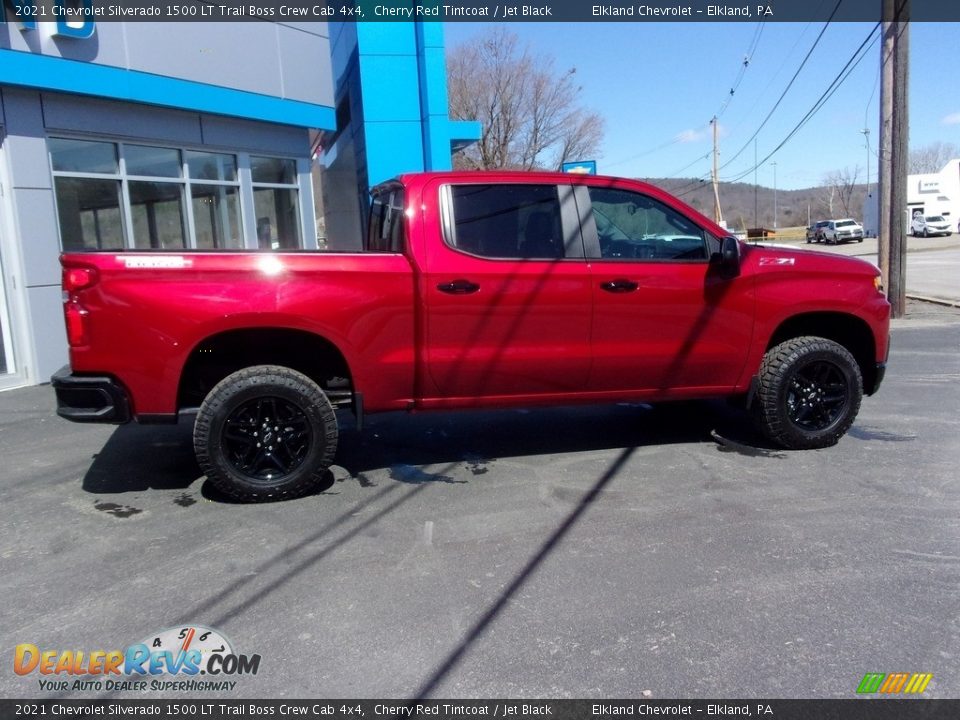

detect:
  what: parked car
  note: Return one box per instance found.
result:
[807,221,830,243]
[52,171,891,501]
[910,214,952,237]
[821,219,864,244]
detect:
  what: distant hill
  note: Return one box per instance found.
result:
[642,177,871,231]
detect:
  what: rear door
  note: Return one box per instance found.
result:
[578,182,754,394]
[419,179,592,404]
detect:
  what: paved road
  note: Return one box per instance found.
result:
[1,303,958,700]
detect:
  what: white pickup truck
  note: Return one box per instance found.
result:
[821,219,864,245]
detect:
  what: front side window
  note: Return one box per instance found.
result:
[446,184,566,260]
[589,187,710,261]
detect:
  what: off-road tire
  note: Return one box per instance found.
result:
[753,337,862,450]
[194,365,338,502]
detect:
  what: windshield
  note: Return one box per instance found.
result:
[927,216,945,222]
[836,220,856,228]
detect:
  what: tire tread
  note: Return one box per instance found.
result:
[753,336,862,450]
[194,365,337,502]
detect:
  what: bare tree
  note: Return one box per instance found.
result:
[908,141,959,174]
[822,166,861,218]
[447,28,604,171]
[816,184,836,220]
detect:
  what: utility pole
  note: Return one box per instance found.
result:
[711,116,723,225]
[771,161,778,231]
[861,128,871,197]
[754,138,758,228]
[879,0,909,318]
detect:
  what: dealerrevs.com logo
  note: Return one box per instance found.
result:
[14,625,261,692]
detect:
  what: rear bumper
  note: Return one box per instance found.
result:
[51,365,131,424]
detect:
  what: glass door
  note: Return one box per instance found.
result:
[0,138,21,387]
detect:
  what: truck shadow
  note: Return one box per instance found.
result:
[81,420,202,495]
[332,399,774,474]
[80,400,772,500]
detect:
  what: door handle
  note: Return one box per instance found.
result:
[600,279,639,293]
[437,279,481,295]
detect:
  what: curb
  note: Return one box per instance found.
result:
[906,294,960,308]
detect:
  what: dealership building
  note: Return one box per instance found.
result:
[906,159,960,224]
[0,9,479,390]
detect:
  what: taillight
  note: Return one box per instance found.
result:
[64,303,90,347]
[64,267,98,292]
[62,266,97,347]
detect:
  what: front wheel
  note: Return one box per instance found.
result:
[752,337,862,449]
[194,365,338,502]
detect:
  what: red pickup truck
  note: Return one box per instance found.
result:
[53,171,890,501]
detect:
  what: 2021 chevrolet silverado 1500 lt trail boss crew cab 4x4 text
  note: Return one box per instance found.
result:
[53,171,891,501]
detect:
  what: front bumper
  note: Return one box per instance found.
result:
[867,362,887,396]
[51,365,131,424]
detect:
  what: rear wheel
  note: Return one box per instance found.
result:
[753,337,862,449]
[194,365,338,502]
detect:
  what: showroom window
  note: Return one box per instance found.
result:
[251,155,301,250]
[50,138,303,252]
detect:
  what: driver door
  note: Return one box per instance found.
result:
[578,183,753,393]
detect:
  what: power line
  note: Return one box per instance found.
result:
[715,22,765,118]
[613,23,767,174]
[673,21,880,201]
[722,23,881,184]
[717,0,846,173]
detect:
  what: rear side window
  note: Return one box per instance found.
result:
[367,187,405,252]
[445,184,565,260]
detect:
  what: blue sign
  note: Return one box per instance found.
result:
[561,160,597,175]
[2,0,95,38]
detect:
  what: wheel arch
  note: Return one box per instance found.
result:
[178,328,354,412]
[766,312,878,394]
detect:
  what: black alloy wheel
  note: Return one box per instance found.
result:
[784,360,849,432]
[221,396,312,483]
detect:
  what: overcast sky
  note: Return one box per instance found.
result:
[443,22,956,190]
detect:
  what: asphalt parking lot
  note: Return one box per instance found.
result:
[2,301,959,700]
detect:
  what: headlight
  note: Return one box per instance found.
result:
[874,275,884,293]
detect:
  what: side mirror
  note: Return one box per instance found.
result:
[715,236,740,277]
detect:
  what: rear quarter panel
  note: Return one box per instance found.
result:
[63,252,416,415]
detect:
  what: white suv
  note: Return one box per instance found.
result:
[910,214,952,237]
[821,219,864,244]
